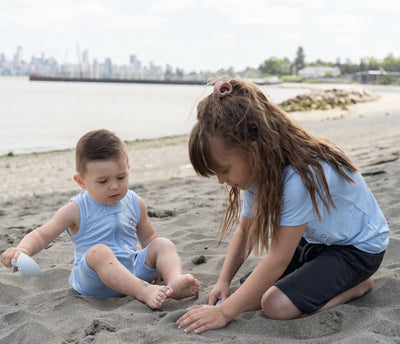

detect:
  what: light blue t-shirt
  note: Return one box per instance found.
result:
[242,162,389,254]
[66,190,141,292]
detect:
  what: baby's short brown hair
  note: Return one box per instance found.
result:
[75,129,128,175]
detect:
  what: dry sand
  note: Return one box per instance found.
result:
[0,84,399,343]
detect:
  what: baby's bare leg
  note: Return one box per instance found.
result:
[86,244,172,309]
[146,238,199,299]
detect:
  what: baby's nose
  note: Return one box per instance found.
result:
[109,180,119,189]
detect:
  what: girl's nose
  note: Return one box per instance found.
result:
[217,174,225,185]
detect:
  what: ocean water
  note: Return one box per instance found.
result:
[0,77,308,156]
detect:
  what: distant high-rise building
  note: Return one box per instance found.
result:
[104,58,112,77]
[93,58,99,78]
[13,46,23,65]
[82,50,90,76]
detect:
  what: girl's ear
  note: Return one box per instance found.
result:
[250,141,258,153]
[73,174,86,189]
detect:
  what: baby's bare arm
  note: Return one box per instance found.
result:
[136,196,158,248]
[1,202,79,268]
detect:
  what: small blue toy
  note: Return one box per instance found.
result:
[11,252,41,277]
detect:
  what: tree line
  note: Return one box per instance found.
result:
[258,46,400,76]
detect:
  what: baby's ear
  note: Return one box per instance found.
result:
[73,174,85,189]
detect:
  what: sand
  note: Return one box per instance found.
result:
[0,84,399,343]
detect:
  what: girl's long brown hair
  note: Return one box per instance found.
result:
[189,79,358,256]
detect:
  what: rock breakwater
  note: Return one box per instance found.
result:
[279,88,379,112]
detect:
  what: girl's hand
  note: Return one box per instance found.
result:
[0,247,28,271]
[207,281,230,305]
[177,305,229,334]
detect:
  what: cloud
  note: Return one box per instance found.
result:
[202,0,303,26]
[0,0,165,32]
[149,0,198,13]
[312,12,371,35]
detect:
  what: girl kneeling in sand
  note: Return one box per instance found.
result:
[1,129,199,309]
[177,79,389,333]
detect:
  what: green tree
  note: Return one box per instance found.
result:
[378,75,395,84]
[294,46,305,72]
[259,57,283,75]
[340,59,360,74]
[282,57,292,75]
[382,54,400,71]
[364,57,380,70]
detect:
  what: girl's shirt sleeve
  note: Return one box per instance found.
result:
[242,184,256,218]
[242,166,317,226]
[280,166,317,226]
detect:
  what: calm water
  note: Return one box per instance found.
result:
[0,77,308,156]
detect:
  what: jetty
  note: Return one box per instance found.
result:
[29,74,282,86]
[29,74,207,85]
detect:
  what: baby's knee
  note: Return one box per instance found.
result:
[86,244,113,265]
[150,237,175,251]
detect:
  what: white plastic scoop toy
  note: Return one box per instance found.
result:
[10,253,41,277]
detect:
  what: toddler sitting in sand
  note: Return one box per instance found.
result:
[1,129,199,309]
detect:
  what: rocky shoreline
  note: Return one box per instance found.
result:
[279,88,379,112]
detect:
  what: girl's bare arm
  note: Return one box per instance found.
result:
[217,215,250,285]
[178,223,306,334]
[220,223,306,319]
[207,216,251,305]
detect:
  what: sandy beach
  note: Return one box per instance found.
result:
[0,83,399,343]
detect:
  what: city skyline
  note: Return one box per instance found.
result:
[0,45,171,79]
[1,1,399,73]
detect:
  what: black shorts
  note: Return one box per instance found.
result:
[274,238,385,314]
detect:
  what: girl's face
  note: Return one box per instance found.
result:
[209,137,254,190]
[74,156,130,205]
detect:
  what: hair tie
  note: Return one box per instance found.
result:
[213,81,233,97]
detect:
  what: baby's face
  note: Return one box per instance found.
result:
[80,157,130,205]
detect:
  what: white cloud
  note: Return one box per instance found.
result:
[312,12,371,35]
[0,1,165,32]
[279,32,305,43]
[149,0,199,13]
[202,0,303,26]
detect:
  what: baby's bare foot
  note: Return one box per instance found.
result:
[167,274,199,300]
[140,285,173,309]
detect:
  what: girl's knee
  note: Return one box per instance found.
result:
[261,287,281,319]
[261,286,300,320]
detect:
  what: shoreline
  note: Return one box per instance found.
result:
[2,82,399,159]
[1,134,190,158]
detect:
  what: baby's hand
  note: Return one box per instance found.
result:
[1,248,28,271]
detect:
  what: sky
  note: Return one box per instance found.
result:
[1,0,399,72]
